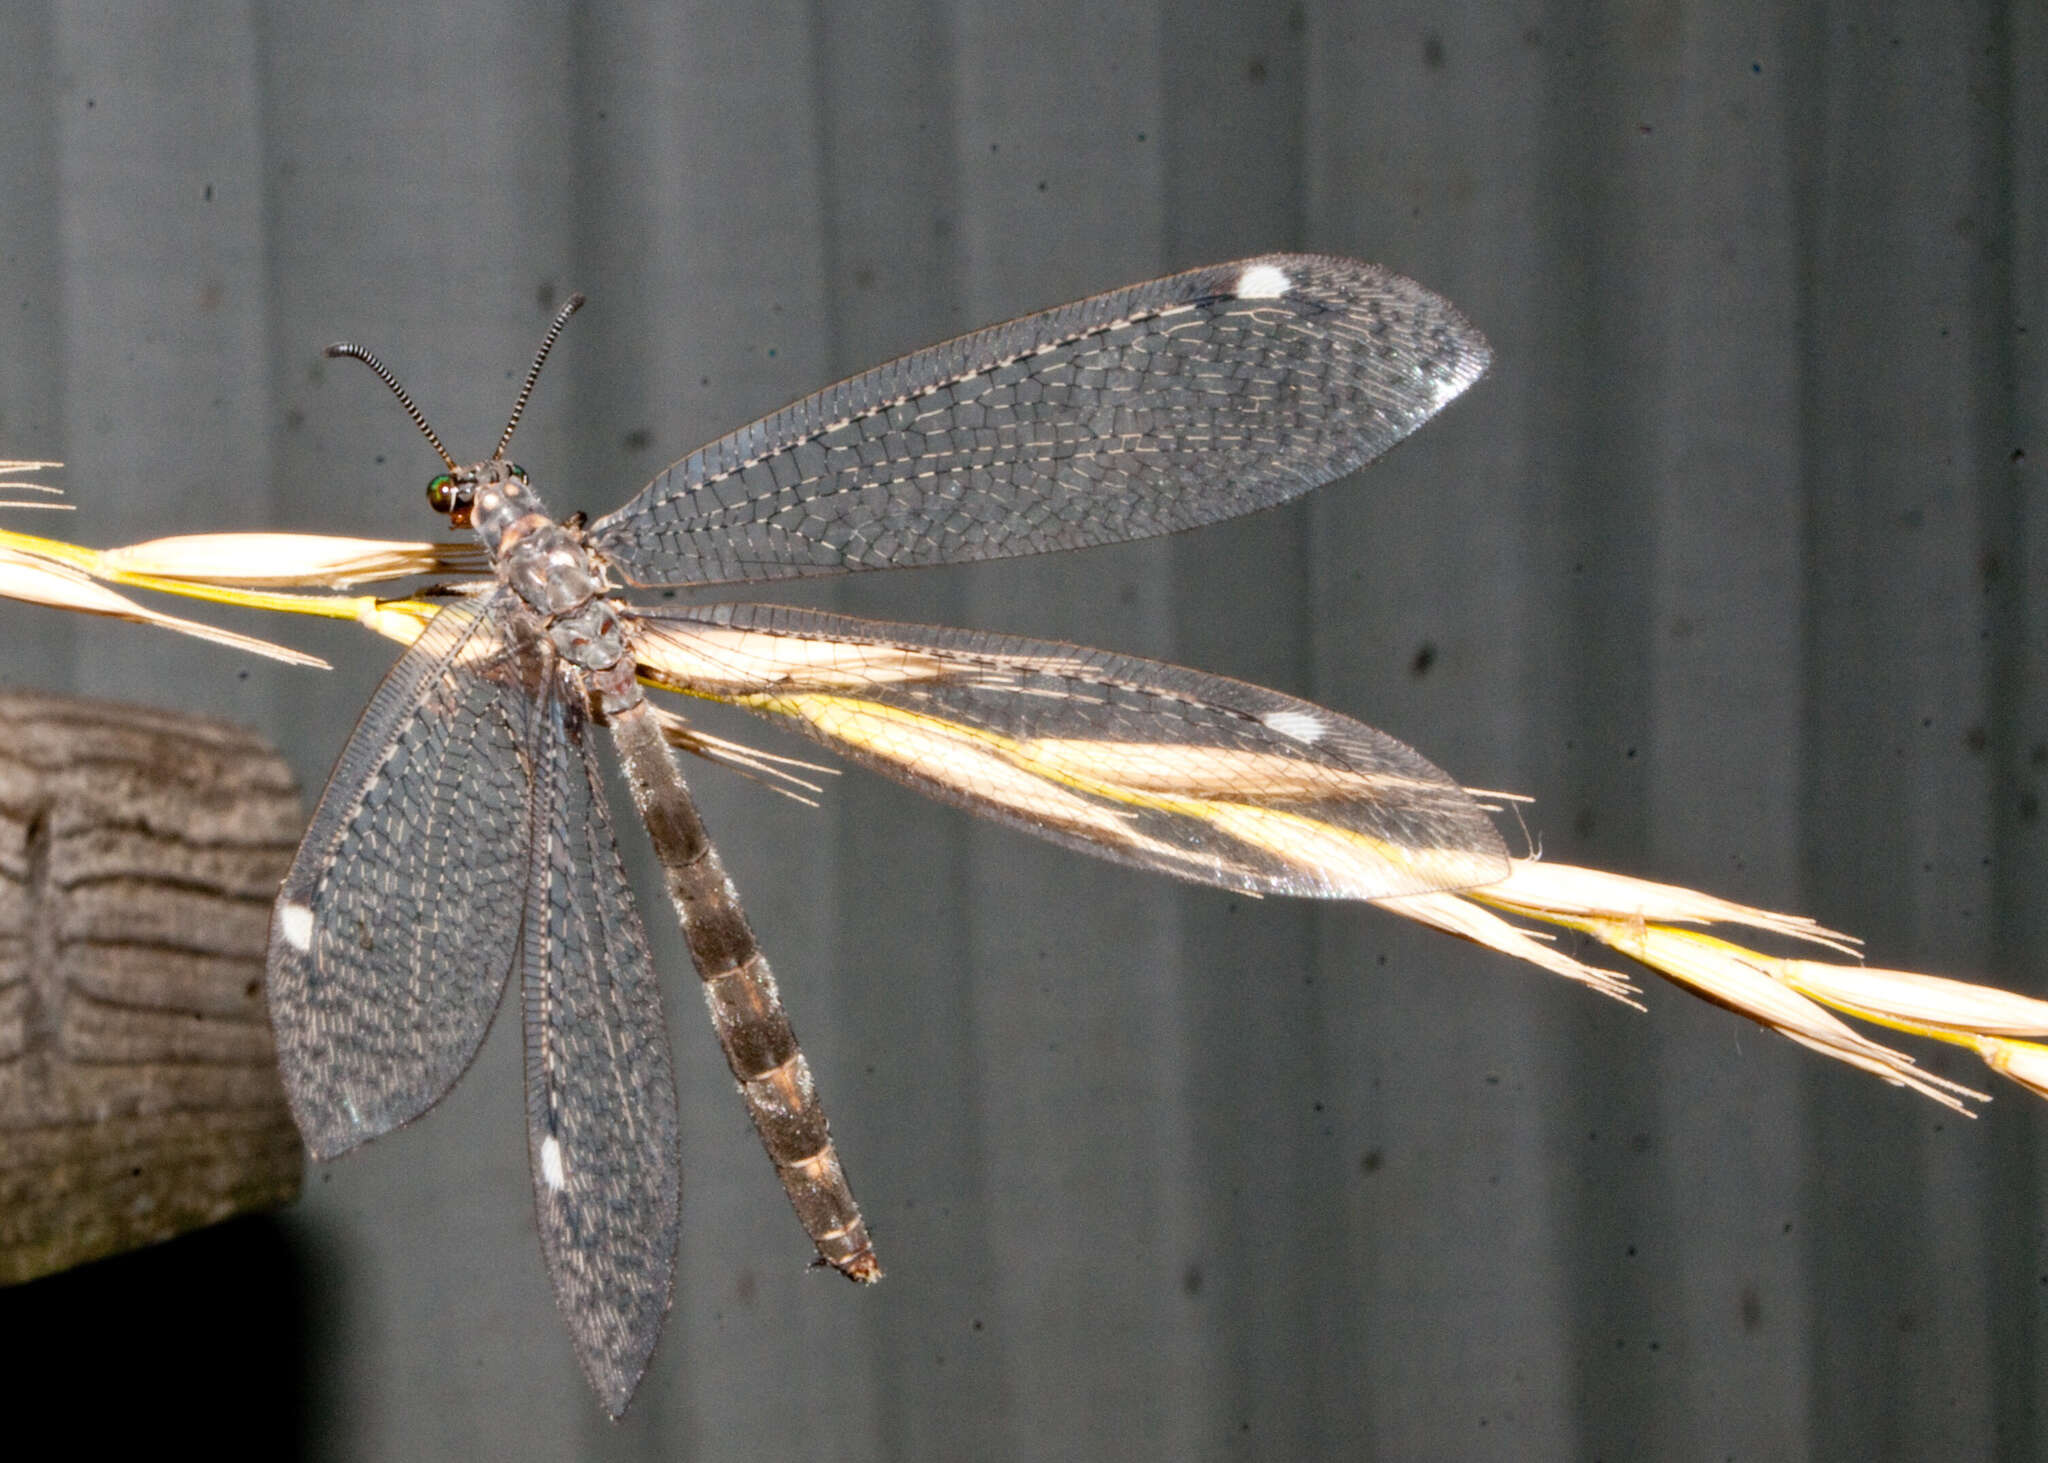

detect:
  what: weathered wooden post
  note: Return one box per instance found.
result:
[0,691,303,1283]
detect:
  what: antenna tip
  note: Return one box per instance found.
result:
[566,292,586,312]
[323,343,351,358]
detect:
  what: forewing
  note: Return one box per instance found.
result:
[521,666,682,1418]
[266,592,542,1159]
[590,255,1488,587]
[629,603,1509,901]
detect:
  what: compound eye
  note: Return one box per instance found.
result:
[506,463,529,483]
[426,473,476,528]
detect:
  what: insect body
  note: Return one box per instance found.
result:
[265,257,1502,1415]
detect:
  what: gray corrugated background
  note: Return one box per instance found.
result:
[0,3,2041,1458]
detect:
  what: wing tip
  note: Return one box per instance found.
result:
[575,1303,671,1421]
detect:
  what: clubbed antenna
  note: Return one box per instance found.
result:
[324,340,459,472]
[495,292,585,461]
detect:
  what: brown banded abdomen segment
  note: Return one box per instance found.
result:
[668,854,878,1280]
[606,699,878,1280]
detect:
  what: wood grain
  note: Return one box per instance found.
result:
[0,690,303,1284]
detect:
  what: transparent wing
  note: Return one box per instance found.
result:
[521,666,682,1418]
[589,255,1488,587]
[265,592,539,1159]
[628,603,1509,901]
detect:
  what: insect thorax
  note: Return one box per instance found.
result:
[466,464,635,686]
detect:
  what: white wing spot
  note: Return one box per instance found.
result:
[540,1135,567,1191]
[1262,709,1325,744]
[1236,263,1292,299]
[277,901,314,953]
